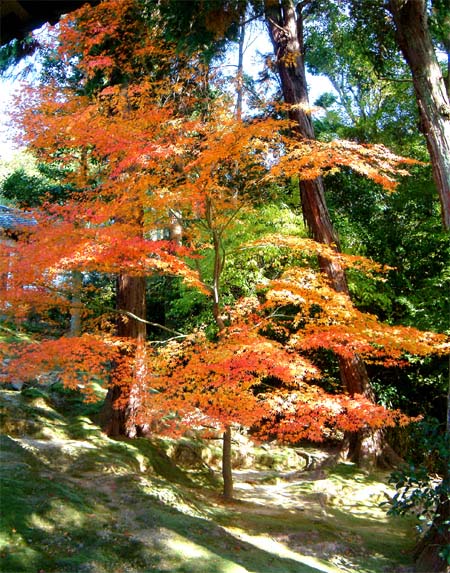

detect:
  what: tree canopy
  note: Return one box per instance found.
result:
[1,0,449,568]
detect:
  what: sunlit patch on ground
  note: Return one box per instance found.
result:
[1,389,417,573]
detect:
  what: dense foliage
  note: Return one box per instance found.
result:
[1,0,449,567]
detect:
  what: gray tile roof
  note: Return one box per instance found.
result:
[0,205,36,232]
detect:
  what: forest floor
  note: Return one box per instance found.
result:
[0,386,419,573]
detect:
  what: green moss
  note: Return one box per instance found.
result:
[0,390,418,573]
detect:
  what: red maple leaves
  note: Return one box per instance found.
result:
[2,0,447,446]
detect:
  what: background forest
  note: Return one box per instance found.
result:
[0,1,449,572]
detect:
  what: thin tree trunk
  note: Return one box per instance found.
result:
[69,270,82,337]
[222,425,234,500]
[264,0,385,466]
[215,29,249,500]
[235,15,245,121]
[208,203,231,496]
[388,0,450,231]
[215,28,253,499]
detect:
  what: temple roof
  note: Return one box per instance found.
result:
[0,204,35,232]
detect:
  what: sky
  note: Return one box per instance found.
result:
[0,75,22,161]
[0,23,334,164]
[0,80,14,161]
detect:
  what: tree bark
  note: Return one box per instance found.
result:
[388,3,450,568]
[209,213,231,496]
[264,0,385,466]
[222,425,234,500]
[263,0,352,322]
[235,15,245,121]
[388,0,450,231]
[102,273,150,438]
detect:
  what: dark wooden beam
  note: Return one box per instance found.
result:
[1,0,100,45]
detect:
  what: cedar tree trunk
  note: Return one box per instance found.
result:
[222,425,234,500]
[388,0,450,231]
[265,0,384,466]
[388,2,450,568]
[102,273,150,438]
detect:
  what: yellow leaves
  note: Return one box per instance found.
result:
[251,234,393,280]
[280,51,301,68]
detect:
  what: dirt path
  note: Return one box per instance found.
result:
[232,469,325,512]
[222,467,416,573]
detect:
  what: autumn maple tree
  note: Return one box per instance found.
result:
[2,0,208,437]
[153,0,436,466]
[1,0,449,503]
[133,224,446,498]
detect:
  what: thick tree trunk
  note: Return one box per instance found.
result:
[264,0,387,466]
[388,3,450,567]
[102,273,150,438]
[388,0,450,231]
[264,0,356,332]
[299,178,348,291]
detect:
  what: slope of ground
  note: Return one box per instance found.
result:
[0,387,417,573]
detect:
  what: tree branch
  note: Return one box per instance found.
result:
[110,308,185,336]
[148,334,188,345]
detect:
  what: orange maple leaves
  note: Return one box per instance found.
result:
[268,137,420,191]
[2,0,448,447]
[2,335,121,402]
[124,316,416,442]
[261,264,448,365]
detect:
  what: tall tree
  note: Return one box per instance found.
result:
[304,0,417,147]
[262,0,386,465]
[3,0,449,508]
[136,89,439,497]
[8,0,205,437]
[385,1,450,569]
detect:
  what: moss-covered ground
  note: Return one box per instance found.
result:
[0,387,417,573]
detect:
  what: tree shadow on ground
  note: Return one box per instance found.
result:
[1,434,334,573]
